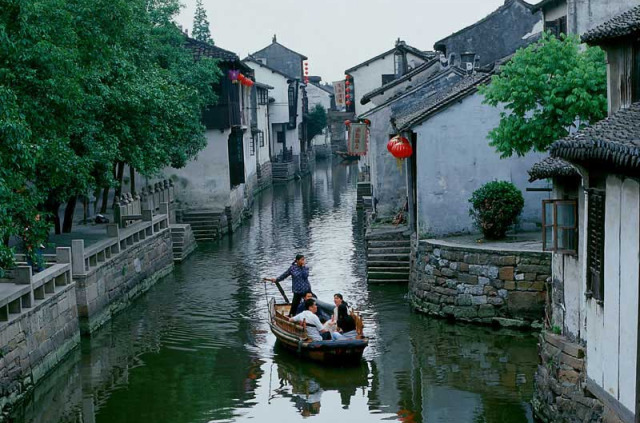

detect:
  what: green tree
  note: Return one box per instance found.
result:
[192,0,213,44]
[307,104,327,141]
[0,0,221,274]
[479,32,607,158]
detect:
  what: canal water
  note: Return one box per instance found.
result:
[11,161,538,423]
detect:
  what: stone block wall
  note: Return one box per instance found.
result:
[256,162,273,192]
[0,284,79,415]
[74,229,173,335]
[533,332,618,423]
[409,240,551,328]
[225,185,245,233]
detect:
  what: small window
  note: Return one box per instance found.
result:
[545,16,567,38]
[586,189,605,304]
[277,131,285,144]
[250,134,256,156]
[259,131,265,147]
[258,88,269,105]
[542,200,578,254]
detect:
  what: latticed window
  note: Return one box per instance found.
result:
[586,189,605,304]
[250,134,256,156]
[542,200,578,254]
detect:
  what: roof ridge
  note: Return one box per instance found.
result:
[345,42,434,74]
[582,5,640,44]
[434,0,535,48]
[243,56,298,80]
[252,40,308,60]
[360,57,442,105]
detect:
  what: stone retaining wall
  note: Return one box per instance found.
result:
[257,162,273,192]
[409,239,551,328]
[0,284,79,416]
[74,229,173,335]
[533,331,620,423]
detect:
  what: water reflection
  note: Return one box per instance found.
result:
[10,160,538,423]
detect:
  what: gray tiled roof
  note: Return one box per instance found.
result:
[528,157,579,182]
[360,57,441,105]
[345,44,435,74]
[582,6,640,43]
[185,37,240,62]
[394,72,492,131]
[551,102,640,171]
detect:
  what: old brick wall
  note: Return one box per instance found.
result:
[0,284,79,415]
[74,229,173,335]
[409,240,551,327]
[532,331,621,423]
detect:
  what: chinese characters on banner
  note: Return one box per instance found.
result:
[333,81,346,108]
[348,123,368,155]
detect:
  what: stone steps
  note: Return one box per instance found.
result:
[367,247,411,254]
[368,278,409,284]
[170,224,197,262]
[180,211,224,241]
[365,229,411,284]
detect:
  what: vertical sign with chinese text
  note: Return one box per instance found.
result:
[333,81,346,108]
[348,123,368,155]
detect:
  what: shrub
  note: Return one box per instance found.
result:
[469,181,524,239]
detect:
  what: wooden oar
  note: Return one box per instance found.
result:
[263,278,290,303]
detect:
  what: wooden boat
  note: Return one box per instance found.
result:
[268,298,368,364]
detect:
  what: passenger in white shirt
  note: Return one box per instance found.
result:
[289,299,330,341]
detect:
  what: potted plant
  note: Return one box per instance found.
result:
[469,181,524,240]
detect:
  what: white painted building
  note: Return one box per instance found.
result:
[530,6,640,422]
[244,57,303,174]
[344,40,434,117]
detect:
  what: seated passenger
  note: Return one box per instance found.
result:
[289,299,331,341]
[295,292,314,315]
[332,293,349,320]
[331,304,357,341]
[296,292,330,323]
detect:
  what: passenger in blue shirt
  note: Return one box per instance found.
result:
[267,254,314,317]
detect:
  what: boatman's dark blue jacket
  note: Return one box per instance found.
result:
[275,263,311,294]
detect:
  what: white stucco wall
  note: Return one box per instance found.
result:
[163,129,232,211]
[548,178,585,342]
[306,83,332,111]
[586,174,639,414]
[350,52,427,116]
[569,0,640,35]
[246,61,290,125]
[256,102,271,166]
[414,93,547,237]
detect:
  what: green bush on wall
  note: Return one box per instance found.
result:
[469,181,524,240]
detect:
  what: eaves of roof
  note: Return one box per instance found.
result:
[550,102,640,173]
[528,156,579,182]
[581,5,640,44]
[345,44,435,74]
[358,67,466,119]
[395,72,493,131]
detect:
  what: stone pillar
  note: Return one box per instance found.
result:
[15,266,32,285]
[153,183,161,211]
[71,240,86,275]
[168,179,175,203]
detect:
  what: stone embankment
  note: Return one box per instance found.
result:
[410,238,551,328]
[532,331,623,423]
[0,249,79,416]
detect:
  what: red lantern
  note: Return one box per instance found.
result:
[345,94,351,99]
[363,119,371,126]
[387,136,400,152]
[391,137,413,159]
[345,80,350,86]
[344,120,351,126]
[346,100,352,106]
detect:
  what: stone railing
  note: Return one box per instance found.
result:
[0,248,73,323]
[71,206,170,276]
[140,180,175,212]
[113,192,142,228]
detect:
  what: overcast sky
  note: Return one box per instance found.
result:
[176,0,539,82]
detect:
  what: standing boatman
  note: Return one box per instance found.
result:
[266,254,313,317]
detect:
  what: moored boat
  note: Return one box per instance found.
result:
[268,298,368,364]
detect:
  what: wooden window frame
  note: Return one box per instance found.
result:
[585,189,605,304]
[542,199,579,255]
[250,134,256,156]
